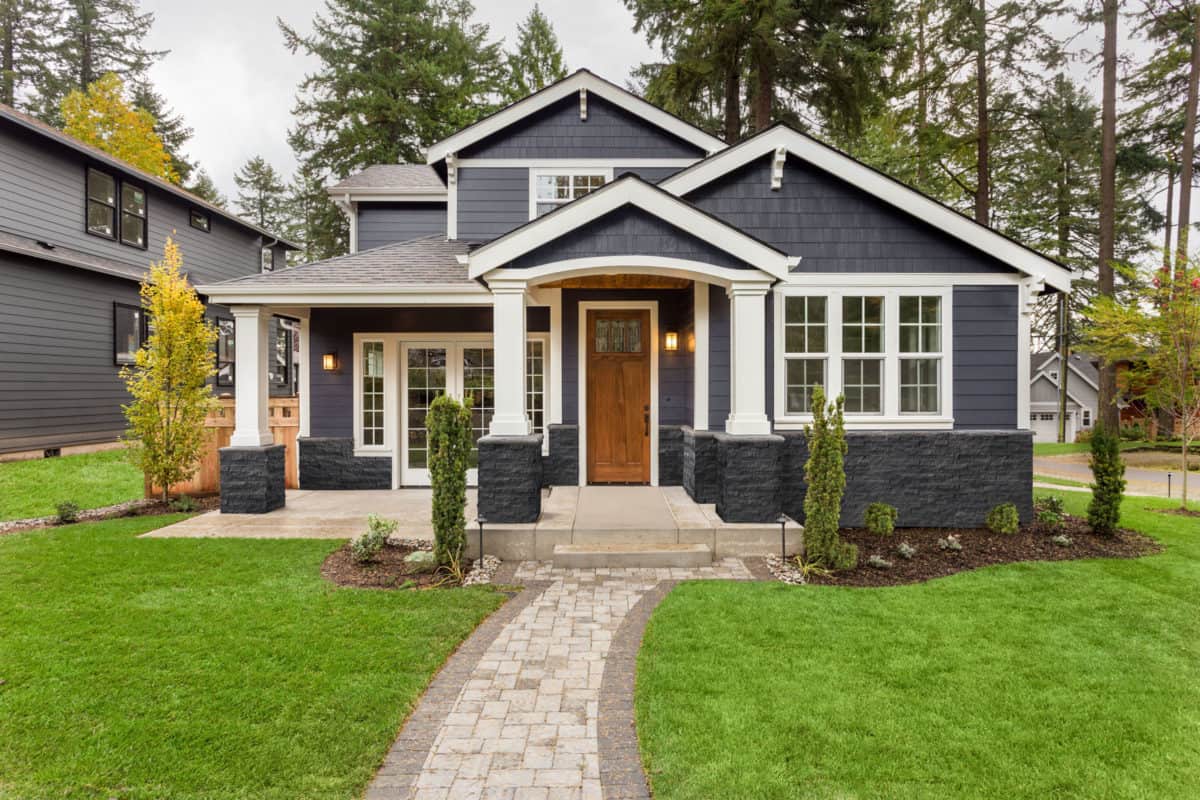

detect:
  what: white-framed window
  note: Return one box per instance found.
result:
[1082,409,1092,427]
[360,341,385,447]
[774,287,952,427]
[527,337,547,436]
[529,168,613,218]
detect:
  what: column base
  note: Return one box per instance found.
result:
[724,413,772,436]
[478,434,543,523]
[682,427,719,503]
[714,432,784,522]
[219,444,286,514]
[489,414,532,436]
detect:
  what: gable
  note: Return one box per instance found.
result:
[460,94,706,160]
[684,153,1018,274]
[507,205,754,271]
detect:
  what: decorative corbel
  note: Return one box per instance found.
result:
[446,152,458,186]
[579,87,588,121]
[771,146,787,190]
[1022,277,1045,314]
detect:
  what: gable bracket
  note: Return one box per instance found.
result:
[446,152,458,186]
[579,88,588,121]
[771,146,787,190]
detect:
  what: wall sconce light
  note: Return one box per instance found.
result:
[322,351,338,371]
[664,331,679,352]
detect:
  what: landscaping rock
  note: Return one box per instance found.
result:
[403,550,438,573]
[463,554,501,586]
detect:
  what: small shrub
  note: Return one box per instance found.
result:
[792,555,833,580]
[1034,494,1065,517]
[986,503,1020,535]
[1051,534,1073,547]
[403,550,437,574]
[802,387,855,569]
[1088,424,1126,535]
[938,534,962,552]
[829,540,859,571]
[428,395,472,574]
[55,501,80,524]
[351,513,397,563]
[169,494,198,513]
[896,541,917,560]
[864,502,898,537]
[1075,428,1093,444]
[866,554,893,569]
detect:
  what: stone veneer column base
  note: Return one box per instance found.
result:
[682,427,719,504]
[543,424,579,486]
[658,426,684,486]
[478,434,543,523]
[714,432,785,522]
[219,444,286,513]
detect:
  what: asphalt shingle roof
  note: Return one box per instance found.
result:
[328,164,446,192]
[214,236,475,286]
[0,229,148,282]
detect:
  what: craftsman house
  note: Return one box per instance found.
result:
[199,70,1070,527]
[0,103,298,459]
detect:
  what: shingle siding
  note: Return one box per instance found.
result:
[457,167,528,241]
[953,285,1018,429]
[357,202,446,249]
[460,94,705,159]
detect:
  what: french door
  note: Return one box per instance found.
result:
[401,341,494,486]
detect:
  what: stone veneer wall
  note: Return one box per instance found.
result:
[543,425,579,486]
[297,437,392,490]
[219,444,286,513]
[682,427,719,503]
[478,434,543,523]
[658,426,684,486]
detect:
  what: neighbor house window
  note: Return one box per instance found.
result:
[527,339,546,436]
[216,318,235,386]
[361,341,385,446]
[113,303,146,365]
[261,247,275,273]
[190,209,211,232]
[782,296,827,414]
[87,168,116,239]
[899,296,942,414]
[532,170,609,217]
[1083,409,1092,427]
[119,182,147,248]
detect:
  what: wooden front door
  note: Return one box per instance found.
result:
[587,309,651,484]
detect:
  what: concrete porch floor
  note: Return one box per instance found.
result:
[143,486,803,561]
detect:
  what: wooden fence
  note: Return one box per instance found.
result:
[146,396,299,497]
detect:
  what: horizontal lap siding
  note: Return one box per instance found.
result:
[357,203,446,249]
[0,124,265,284]
[460,95,704,159]
[457,168,528,241]
[686,153,1019,274]
[953,286,1018,429]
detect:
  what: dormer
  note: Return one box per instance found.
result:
[327,164,447,253]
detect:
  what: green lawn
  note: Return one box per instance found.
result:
[1032,473,1089,488]
[0,515,506,800]
[636,493,1199,799]
[0,449,143,521]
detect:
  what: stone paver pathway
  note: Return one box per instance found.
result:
[368,559,752,800]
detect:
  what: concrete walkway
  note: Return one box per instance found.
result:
[367,561,752,800]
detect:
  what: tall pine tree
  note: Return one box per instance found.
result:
[129,80,194,184]
[0,0,61,108]
[187,168,225,208]
[503,4,566,103]
[234,155,289,233]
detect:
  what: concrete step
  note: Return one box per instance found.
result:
[552,542,712,568]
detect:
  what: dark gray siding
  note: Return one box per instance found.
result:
[615,166,682,183]
[461,95,705,159]
[953,285,1018,429]
[0,122,266,284]
[560,288,694,427]
[457,167,528,241]
[308,306,546,438]
[357,202,446,249]
[686,153,1020,274]
[708,283,730,429]
[509,206,753,271]
[0,253,139,452]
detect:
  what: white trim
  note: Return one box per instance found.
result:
[299,315,311,438]
[327,190,448,203]
[526,332,552,455]
[771,286,954,429]
[426,70,726,164]
[693,281,709,430]
[1017,279,1034,429]
[447,170,458,240]
[1031,375,1092,411]
[660,126,1074,293]
[485,259,775,291]
[197,284,492,307]
[579,87,587,120]
[577,300,659,487]
[779,272,1025,287]
[527,166,614,220]
[726,282,772,435]
[528,287,565,427]
[468,177,792,280]
[456,158,698,168]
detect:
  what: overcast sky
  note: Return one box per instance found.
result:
[140,1,657,200]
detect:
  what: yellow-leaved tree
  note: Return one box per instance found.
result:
[61,73,179,182]
[121,237,217,501]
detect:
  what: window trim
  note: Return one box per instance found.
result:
[113,302,147,366]
[772,286,953,429]
[118,179,149,250]
[190,208,212,233]
[527,166,614,220]
[85,167,117,241]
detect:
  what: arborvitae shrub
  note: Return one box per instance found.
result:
[803,387,856,570]
[428,394,472,570]
[1087,424,1126,535]
[864,502,898,537]
[986,503,1020,535]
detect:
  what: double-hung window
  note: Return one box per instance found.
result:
[87,168,117,239]
[899,296,942,414]
[120,182,147,248]
[531,169,611,218]
[782,296,827,414]
[841,296,885,414]
[113,303,146,365]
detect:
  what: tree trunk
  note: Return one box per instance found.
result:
[752,39,773,131]
[973,0,989,225]
[1056,162,1071,443]
[1176,10,1200,271]
[723,63,741,142]
[916,0,929,186]
[1,7,14,107]
[1098,0,1121,432]
[1182,437,1189,509]
[1165,164,1176,273]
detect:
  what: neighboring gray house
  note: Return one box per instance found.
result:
[199,70,1073,527]
[0,103,297,458]
[1029,351,1098,443]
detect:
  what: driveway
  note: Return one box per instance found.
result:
[1034,454,1194,499]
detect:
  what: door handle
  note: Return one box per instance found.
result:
[644,406,650,437]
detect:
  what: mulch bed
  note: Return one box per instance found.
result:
[808,515,1161,588]
[322,542,451,590]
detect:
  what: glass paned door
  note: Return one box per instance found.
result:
[404,346,448,477]
[462,346,495,469]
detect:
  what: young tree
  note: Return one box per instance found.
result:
[233,155,288,232]
[61,72,176,180]
[803,386,857,570]
[121,237,218,502]
[503,4,566,103]
[1089,261,1200,508]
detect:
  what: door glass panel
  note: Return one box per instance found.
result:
[406,347,447,468]
[462,346,495,467]
[594,317,643,353]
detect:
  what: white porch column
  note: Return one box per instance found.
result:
[725,281,773,436]
[229,305,274,447]
[489,279,531,436]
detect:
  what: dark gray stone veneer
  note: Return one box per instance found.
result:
[658,426,684,486]
[297,437,391,489]
[682,427,719,503]
[479,434,543,523]
[714,432,785,522]
[543,424,579,486]
[219,444,286,513]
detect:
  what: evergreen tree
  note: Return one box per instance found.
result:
[503,4,566,103]
[284,162,347,264]
[130,80,194,183]
[233,155,288,232]
[186,168,226,208]
[0,0,62,109]
[1086,424,1126,535]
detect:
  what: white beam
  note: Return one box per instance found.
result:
[725,283,772,436]
[229,306,274,447]
[693,281,709,430]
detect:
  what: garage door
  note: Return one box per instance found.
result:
[1032,412,1058,443]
